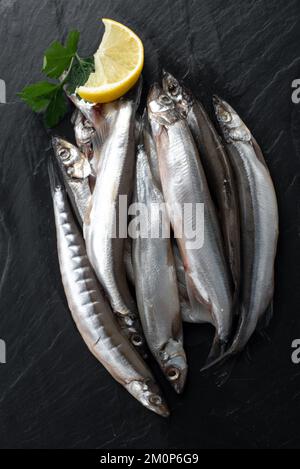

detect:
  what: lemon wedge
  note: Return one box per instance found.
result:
[77,19,144,103]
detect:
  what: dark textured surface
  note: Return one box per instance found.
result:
[1,0,300,449]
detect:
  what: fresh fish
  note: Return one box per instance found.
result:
[133,136,187,393]
[52,137,91,226]
[213,96,279,355]
[147,84,233,361]
[83,81,147,356]
[162,71,240,300]
[173,242,212,325]
[53,136,136,289]
[48,156,169,417]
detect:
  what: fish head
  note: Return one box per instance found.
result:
[162,70,193,118]
[213,96,252,143]
[74,112,96,146]
[126,379,170,418]
[147,83,180,131]
[52,137,92,180]
[158,339,188,394]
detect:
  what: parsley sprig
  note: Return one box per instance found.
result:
[19,31,94,128]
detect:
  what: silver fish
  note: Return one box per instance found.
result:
[147,85,233,361]
[141,110,209,326]
[52,137,91,226]
[48,157,169,417]
[133,137,187,393]
[162,71,240,301]
[83,81,147,356]
[213,96,279,355]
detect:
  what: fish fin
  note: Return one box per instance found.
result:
[201,349,231,372]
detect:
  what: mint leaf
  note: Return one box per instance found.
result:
[44,88,68,127]
[66,56,94,94]
[42,30,80,79]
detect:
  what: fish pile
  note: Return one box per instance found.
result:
[48,71,279,417]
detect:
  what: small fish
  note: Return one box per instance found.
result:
[83,80,147,357]
[52,137,91,225]
[147,84,233,362]
[133,135,187,393]
[48,156,169,417]
[162,71,240,301]
[213,96,279,356]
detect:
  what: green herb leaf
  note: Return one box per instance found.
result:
[44,88,68,128]
[42,30,80,79]
[19,29,95,127]
[67,56,94,94]
[66,30,80,54]
[18,81,59,112]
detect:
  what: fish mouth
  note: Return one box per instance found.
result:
[212,94,223,106]
[212,95,232,114]
[51,136,61,151]
[212,95,233,125]
[161,69,179,95]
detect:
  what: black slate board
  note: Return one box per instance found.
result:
[1,0,300,449]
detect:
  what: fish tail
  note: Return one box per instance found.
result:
[206,333,227,365]
[258,301,274,330]
[201,343,233,372]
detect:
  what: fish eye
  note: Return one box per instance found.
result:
[59,148,70,161]
[148,394,162,406]
[131,334,143,347]
[159,95,173,106]
[167,80,179,94]
[220,111,232,123]
[166,366,180,381]
[84,121,96,133]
